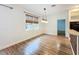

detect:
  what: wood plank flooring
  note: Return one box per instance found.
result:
[0,34,73,55]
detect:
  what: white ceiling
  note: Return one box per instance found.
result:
[21,4,78,17]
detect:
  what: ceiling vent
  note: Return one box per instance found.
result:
[51,4,56,7]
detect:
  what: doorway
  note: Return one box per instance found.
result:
[57,19,65,36]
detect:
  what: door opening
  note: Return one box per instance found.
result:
[57,19,65,36]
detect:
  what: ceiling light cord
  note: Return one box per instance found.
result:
[43,8,47,21]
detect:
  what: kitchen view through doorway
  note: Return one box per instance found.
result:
[57,19,66,36]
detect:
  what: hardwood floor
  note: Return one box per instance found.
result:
[0,34,73,55]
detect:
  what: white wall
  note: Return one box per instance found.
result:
[0,4,46,50]
[46,11,69,37]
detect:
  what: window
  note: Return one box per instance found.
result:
[25,12,39,31]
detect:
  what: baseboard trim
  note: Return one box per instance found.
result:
[0,33,45,51]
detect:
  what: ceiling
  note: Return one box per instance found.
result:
[21,4,78,17]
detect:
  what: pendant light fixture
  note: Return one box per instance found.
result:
[41,8,48,23]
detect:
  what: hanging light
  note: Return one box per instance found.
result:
[41,8,48,23]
